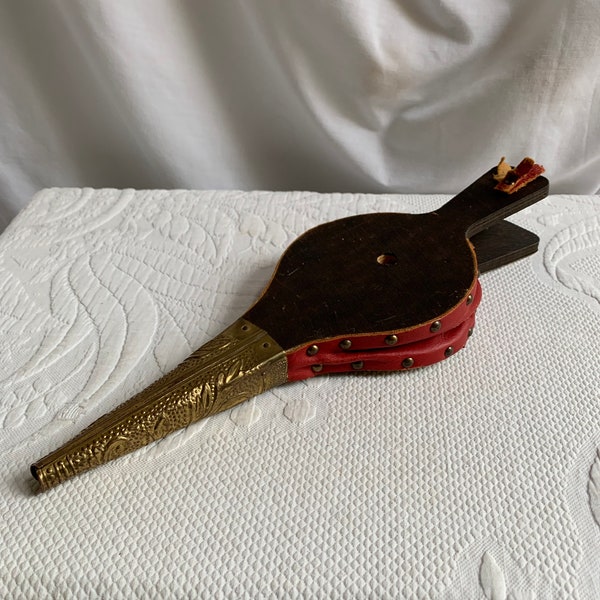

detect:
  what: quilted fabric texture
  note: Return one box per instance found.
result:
[0,189,599,598]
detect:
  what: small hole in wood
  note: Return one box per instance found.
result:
[377,253,398,266]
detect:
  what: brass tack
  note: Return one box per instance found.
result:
[311,364,323,373]
[306,345,319,356]
[430,321,442,333]
[468,327,473,337]
[444,346,454,357]
[402,357,414,368]
[466,294,473,306]
[385,334,398,346]
[351,361,364,370]
[339,339,352,350]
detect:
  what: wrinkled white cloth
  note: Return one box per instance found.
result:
[1,187,599,598]
[1,0,600,230]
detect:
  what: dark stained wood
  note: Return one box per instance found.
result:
[434,168,548,236]
[244,169,549,350]
[470,220,540,273]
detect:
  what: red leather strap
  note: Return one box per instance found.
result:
[286,280,481,381]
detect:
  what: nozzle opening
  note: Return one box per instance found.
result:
[30,464,40,481]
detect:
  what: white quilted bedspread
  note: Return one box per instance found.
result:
[0,189,599,599]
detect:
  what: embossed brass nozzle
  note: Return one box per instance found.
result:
[31,319,287,491]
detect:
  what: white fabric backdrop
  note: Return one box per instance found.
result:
[1,0,600,231]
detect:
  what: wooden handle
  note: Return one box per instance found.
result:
[470,220,540,273]
[435,168,549,237]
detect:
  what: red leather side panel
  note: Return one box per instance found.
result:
[286,280,481,381]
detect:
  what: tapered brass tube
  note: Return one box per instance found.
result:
[31,318,288,491]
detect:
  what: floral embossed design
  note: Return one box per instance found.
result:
[31,318,287,490]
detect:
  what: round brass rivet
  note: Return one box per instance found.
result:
[377,253,398,266]
[468,327,473,337]
[385,334,398,346]
[466,294,473,305]
[311,364,323,373]
[351,361,364,370]
[444,346,454,357]
[430,321,442,333]
[306,345,319,356]
[339,339,352,350]
[402,357,414,368]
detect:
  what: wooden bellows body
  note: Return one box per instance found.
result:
[31,164,549,490]
[246,167,547,375]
